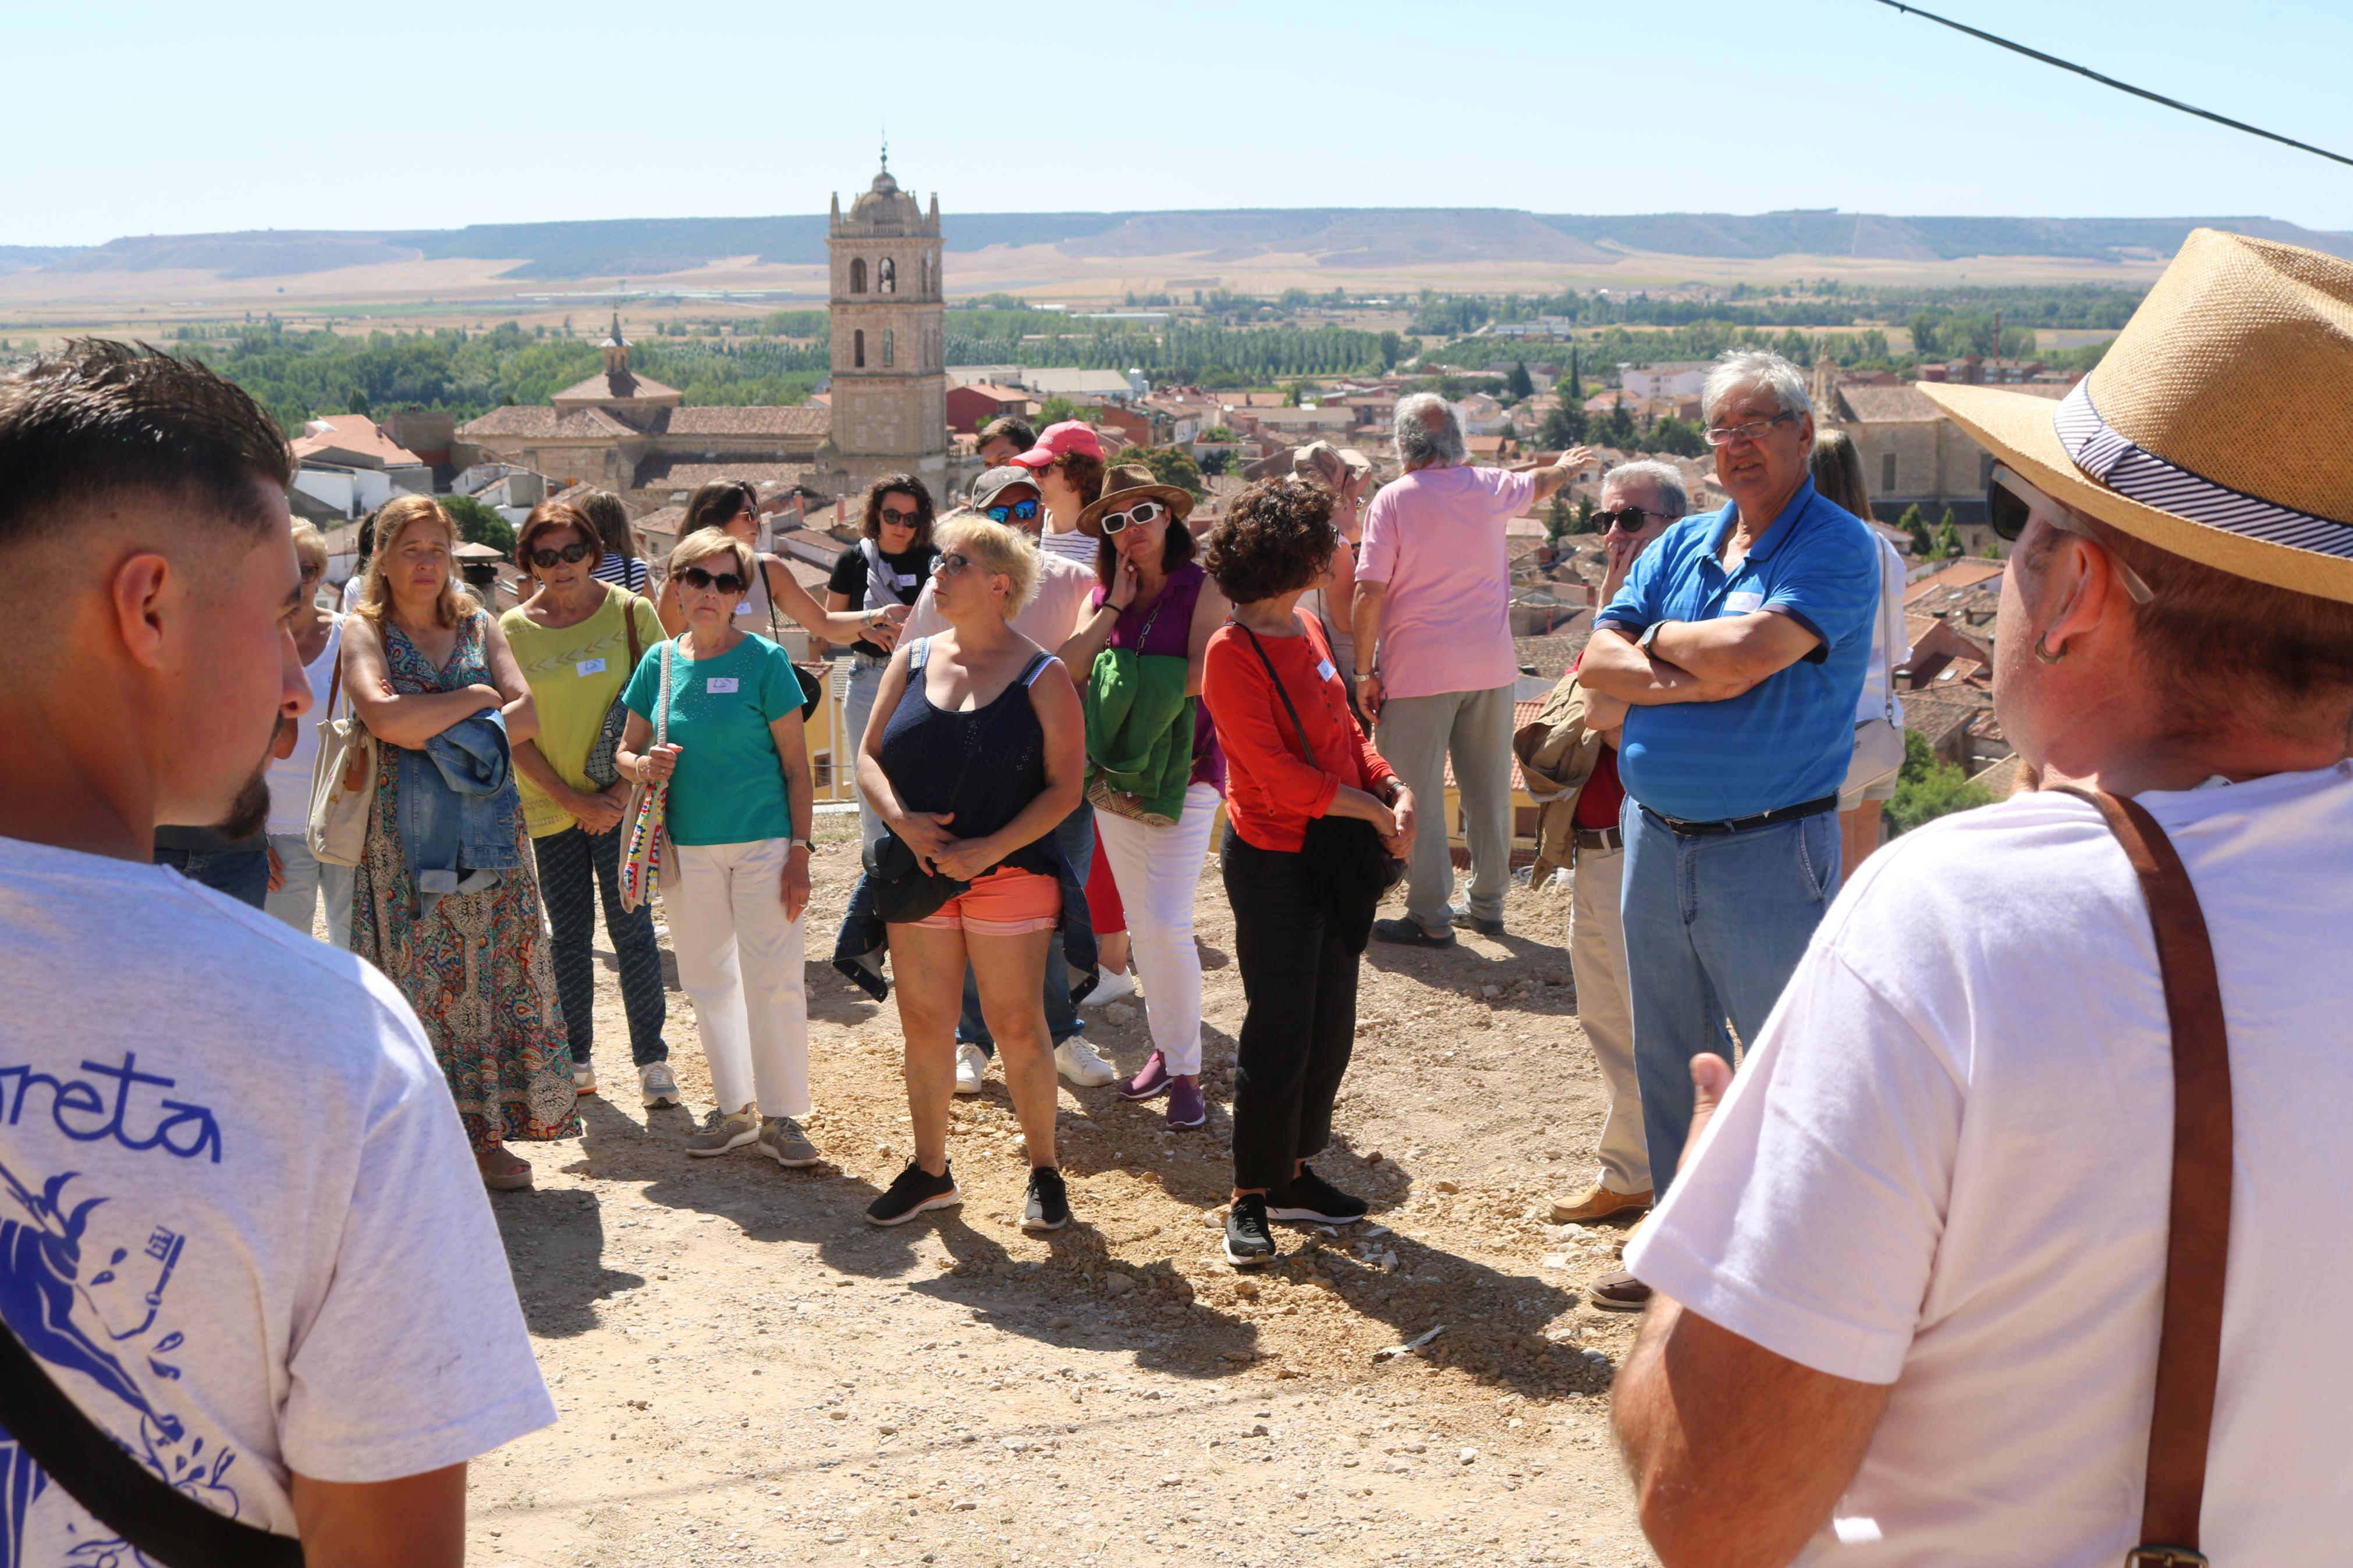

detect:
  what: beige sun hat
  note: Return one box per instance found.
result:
[1918,227,2353,605]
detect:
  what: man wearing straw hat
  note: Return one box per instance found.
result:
[1610,229,2353,1566]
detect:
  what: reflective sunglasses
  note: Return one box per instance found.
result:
[528,540,594,569]
[676,566,748,595]
[1988,465,2156,605]
[1097,499,1166,535]
[1596,505,1663,534]
[984,497,1042,525]
[1702,410,1797,447]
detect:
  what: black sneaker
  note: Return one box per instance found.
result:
[1266,1164,1369,1224]
[865,1161,961,1226]
[1023,1166,1071,1232]
[1224,1194,1277,1267]
[1371,916,1455,948]
[1448,904,1506,938]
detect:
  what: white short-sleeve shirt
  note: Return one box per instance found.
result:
[1627,763,2353,1566]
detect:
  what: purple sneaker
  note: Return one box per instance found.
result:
[1166,1075,1206,1129]
[1119,1050,1172,1102]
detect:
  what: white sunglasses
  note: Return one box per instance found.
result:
[1097,499,1166,535]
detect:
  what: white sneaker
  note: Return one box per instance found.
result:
[1081,967,1139,1007]
[954,1041,988,1096]
[1055,1036,1117,1088]
[571,1062,596,1094]
[638,1062,681,1108]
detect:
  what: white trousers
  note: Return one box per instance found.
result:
[662,838,811,1118]
[1092,780,1219,1076]
[1570,844,1648,1193]
[265,831,353,950]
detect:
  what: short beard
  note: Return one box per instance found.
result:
[214,769,271,842]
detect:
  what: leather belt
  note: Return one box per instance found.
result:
[1573,826,1623,852]
[1642,794,1839,837]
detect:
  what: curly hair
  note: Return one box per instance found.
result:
[1203,477,1339,605]
[860,473,936,547]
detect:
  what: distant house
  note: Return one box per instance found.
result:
[1457,393,1507,436]
[289,414,433,520]
[1618,361,1710,400]
[1021,368,1146,403]
[945,381,1034,436]
[1813,357,2067,530]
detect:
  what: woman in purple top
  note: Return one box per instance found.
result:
[1057,465,1229,1129]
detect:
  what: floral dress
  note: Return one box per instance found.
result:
[352,612,580,1153]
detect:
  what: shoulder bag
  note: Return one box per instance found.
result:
[617,638,676,912]
[1237,616,1404,954]
[753,557,826,724]
[1847,552,1908,790]
[2054,785,2231,1568]
[583,591,648,789]
[0,1319,303,1566]
[305,646,373,868]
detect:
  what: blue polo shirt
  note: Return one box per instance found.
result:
[1596,477,1880,822]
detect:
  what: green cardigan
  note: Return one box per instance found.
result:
[1083,647,1196,823]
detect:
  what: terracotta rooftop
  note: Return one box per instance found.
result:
[1903,559,2005,606]
[552,369,683,404]
[659,405,830,439]
[633,458,817,492]
[457,406,638,439]
[291,413,423,470]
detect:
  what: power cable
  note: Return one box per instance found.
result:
[1872,0,2353,170]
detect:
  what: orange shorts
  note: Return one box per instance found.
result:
[910,866,1060,936]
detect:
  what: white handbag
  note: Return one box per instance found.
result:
[1846,556,1910,789]
[306,653,375,867]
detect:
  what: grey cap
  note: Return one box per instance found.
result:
[968,465,1041,509]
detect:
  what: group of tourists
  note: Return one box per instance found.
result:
[8,223,2353,1563]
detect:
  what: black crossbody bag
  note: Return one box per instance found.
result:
[0,1322,303,1566]
[1237,617,1405,952]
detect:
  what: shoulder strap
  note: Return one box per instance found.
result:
[2053,785,2231,1564]
[325,641,343,719]
[1019,650,1053,688]
[655,638,675,746]
[1238,623,1316,765]
[620,588,643,674]
[0,1322,304,1566]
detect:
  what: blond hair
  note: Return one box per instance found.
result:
[934,514,1039,616]
[289,520,328,573]
[666,527,756,587]
[357,495,472,628]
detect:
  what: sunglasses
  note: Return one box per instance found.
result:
[1988,466,2156,605]
[677,566,748,595]
[1596,505,1662,534]
[932,552,975,577]
[1098,499,1166,535]
[528,540,594,569]
[880,504,922,524]
[984,497,1041,525]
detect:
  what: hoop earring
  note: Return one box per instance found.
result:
[2033,631,2065,664]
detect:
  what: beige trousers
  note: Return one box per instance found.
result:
[1570,844,1649,1194]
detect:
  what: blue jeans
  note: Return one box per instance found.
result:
[1619,800,1840,1199]
[155,844,270,909]
[958,803,1094,1057]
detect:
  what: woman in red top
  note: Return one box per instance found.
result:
[1200,478,1418,1267]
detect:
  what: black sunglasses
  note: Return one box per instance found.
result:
[1596,506,1662,534]
[984,497,1041,525]
[677,566,747,595]
[529,540,594,569]
[880,504,922,524]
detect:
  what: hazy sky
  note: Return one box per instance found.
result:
[11,0,2351,245]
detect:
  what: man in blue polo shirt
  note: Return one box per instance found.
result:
[1578,351,1879,1296]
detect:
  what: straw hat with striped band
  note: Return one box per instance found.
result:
[1919,227,2353,606]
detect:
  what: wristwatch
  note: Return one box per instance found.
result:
[790,838,818,855]
[1637,620,1671,656]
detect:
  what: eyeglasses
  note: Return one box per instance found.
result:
[932,552,975,577]
[1988,466,2156,605]
[528,541,594,569]
[1596,505,1663,534]
[984,497,1041,525]
[1703,410,1797,447]
[1098,499,1165,535]
[677,566,747,595]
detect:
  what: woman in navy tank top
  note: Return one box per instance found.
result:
[856,517,1089,1233]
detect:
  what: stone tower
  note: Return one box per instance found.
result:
[826,151,947,490]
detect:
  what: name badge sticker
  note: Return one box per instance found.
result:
[1723,591,1766,615]
[574,657,607,677]
[1315,657,1338,684]
[707,677,740,694]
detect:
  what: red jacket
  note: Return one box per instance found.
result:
[1203,616,1396,853]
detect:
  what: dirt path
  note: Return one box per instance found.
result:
[467,815,1655,1567]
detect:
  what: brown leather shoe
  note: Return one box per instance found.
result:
[1589,1270,1652,1312]
[1550,1185,1652,1224]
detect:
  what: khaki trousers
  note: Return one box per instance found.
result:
[1570,843,1649,1194]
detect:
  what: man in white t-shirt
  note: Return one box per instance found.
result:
[1611,229,2353,1566]
[0,342,554,1563]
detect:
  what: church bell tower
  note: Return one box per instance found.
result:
[827,149,947,486]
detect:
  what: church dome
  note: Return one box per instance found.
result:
[847,154,924,230]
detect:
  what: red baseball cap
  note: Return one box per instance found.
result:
[1008,420,1103,469]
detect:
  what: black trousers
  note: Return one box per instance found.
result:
[534,824,669,1068]
[1223,827,1361,1192]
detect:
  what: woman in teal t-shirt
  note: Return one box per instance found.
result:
[617,527,820,1171]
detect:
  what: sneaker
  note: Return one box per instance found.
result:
[638,1062,682,1108]
[954,1041,989,1096]
[1054,1036,1116,1088]
[1449,904,1506,938]
[1118,1050,1172,1102]
[1589,1270,1653,1312]
[1550,1184,1651,1224]
[1165,1075,1207,1130]
[1022,1167,1071,1232]
[572,1062,597,1094]
[1266,1164,1367,1224]
[1223,1194,1277,1267]
[759,1115,820,1169]
[1081,966,1139,1007]
[684,1107,760,1157]
[1371,916,1455,948]
[866,1161,961,1226]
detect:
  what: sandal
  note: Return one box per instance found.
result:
[478,1149,534,1191]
